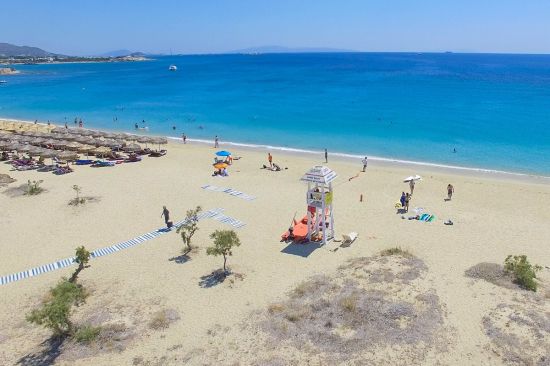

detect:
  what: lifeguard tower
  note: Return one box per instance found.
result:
[301,166,337,245]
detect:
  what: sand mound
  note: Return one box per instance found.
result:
[179,252,451,365]
[483,301,550,365]
[0,173,15,186]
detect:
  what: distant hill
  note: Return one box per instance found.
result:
[229,45,357,54]
[0,42,59,57]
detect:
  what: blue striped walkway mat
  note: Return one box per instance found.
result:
[0,208,227,287]
[211,212,247,229]
[201,184,256,201]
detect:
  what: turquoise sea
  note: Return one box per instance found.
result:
[1,53,550,176]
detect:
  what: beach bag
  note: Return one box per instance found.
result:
[167,221,173,229]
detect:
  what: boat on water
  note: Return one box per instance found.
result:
[168,65,177,71]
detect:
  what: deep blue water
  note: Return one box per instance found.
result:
[1,53,550,175]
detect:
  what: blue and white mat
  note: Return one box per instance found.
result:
[0,207,245,287]
[201,185,256,201]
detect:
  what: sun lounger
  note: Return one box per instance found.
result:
[91,160,115,167]
[75,159,94,165]
[341,232,358,246]
[149,149,167,157]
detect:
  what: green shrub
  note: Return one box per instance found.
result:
[26,279,87,336]
[25,179,44,195]
[504,255,542,291]
[74,325,101,343]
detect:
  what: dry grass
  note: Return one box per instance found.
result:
[380,247,413,258]
[483,303,550,365]
[148,309,180,331]
[465,262,517,289]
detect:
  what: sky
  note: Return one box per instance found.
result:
[1,0,550,55]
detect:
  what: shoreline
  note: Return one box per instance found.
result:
[2,116,549,184]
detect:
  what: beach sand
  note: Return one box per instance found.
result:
[0,121,549,365]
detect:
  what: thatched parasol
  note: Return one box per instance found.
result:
[57,150,79,161]
[124,143,141,152]
[66,142,82,151]
[93,146,112,157]
[16,144,32,153]
[27,146,44,156]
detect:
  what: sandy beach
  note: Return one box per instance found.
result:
[1,120,549,365]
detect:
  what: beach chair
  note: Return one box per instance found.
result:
[341,232,358,247]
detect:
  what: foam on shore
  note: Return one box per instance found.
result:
[1,117,549,182]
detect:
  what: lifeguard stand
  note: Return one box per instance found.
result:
[301,166,337,245]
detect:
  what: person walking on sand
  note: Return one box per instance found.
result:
[447,184,454,201]
[182,133,187,144]
[400,192,406,209]
[268,153,273,168]
[405,193,411,212]
[161,206,170,226]
[324,149,328,163]
[362,156,368,172]
[409,179,415,195]
[214,135,219,148]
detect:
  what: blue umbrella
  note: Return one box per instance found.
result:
[215,150,231,157]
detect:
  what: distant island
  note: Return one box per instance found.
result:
[0,42,150,65]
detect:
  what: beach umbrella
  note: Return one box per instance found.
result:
[213,162,228,169]
[16,144,32,153]
[403,175,422,183]
[215,150,232,157]
[0,132,11,140]
[27,146,44,156]
[90,138,105,147]
[0,140,12,149]
[78,129,94,136]
[53,140,69,148]
[66,142,82,151]
[67,128,81,135]
[4,142,20,151]
[151,137,167,151]
[74,136,90,144]
[137,136,152,144]
[8,134,24,141]
[57,150,79,161]
[52,127,67,133]
[104,132,118,139]
[30,137,46,145]
[42,139,57,146]
[93,146,111,157]
[77,144,95,153]
[124,143,141,152]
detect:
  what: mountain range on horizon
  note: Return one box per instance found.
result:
[1,42,360,58]
[0,42,60,57]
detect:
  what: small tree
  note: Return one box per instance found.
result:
[25,179,44,195]
[176,206,202,253]
[70,185,85,205]
[504,255,542,291]
[26,279,87,336]
[206,230,241,275]
[69,246,91,284]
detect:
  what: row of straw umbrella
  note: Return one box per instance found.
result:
[0,128,168,161]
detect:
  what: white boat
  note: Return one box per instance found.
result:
[168,65,177,71]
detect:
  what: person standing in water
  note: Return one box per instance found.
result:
[214,135,219,148]
[324,149,328,163]
[447,184,454,201]
[182,133,187,144]
[362,156,368,172]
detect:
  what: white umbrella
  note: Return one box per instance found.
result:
[403,175,422,183]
